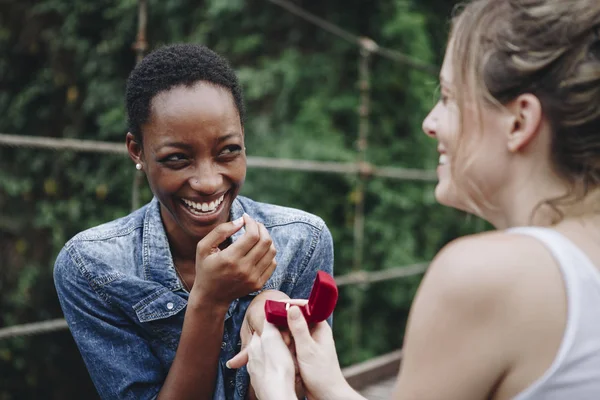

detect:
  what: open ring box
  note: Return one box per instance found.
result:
[264,271,338,328]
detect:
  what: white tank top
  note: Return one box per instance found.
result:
[508,227,600,400]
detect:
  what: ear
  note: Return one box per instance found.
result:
[126,133,143,166]
[505,94,543,153]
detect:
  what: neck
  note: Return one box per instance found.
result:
[483,178,600,230]
[159,207,199,263]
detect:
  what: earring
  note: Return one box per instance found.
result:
[135,163,142,170]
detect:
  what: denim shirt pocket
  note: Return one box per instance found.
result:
[133,287,187,351]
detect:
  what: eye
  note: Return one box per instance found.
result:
[218,145,243,158]
[165,154,186,161]
[159,153,189,169]
[439,92,449,105]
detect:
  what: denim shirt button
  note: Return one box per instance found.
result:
[221,341,227,349]
[166,302,174,310]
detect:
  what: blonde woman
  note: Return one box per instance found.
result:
[228,0,600,399]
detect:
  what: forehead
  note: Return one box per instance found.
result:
[440,41,455,87]
[142,82,242,148]
[150,82,238,121]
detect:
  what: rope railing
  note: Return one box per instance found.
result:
[0,318,68,340]
[267,0,438,75]
[0,263,428,340]
[335,263,429,287]
[0,133,437,182]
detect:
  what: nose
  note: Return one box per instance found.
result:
[189,163,222,195]
[422,107,437,139]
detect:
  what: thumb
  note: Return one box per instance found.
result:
[197,216,244,258]
[287,306,313,346]
[226,347,248,369]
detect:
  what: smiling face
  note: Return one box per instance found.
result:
[421,42,516,215]
[129,81,246,242]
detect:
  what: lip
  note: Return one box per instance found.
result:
[178,191,229,225]
[183,192,227,204]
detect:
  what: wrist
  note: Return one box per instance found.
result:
[188,289,230,315]
[321,378,361,400]
[246,290,290,318]
[252,289,290,303]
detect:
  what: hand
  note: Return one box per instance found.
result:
[246,322,297,400]
[285,306,359,400]
[191,214,277,307]
[236,297,309,399]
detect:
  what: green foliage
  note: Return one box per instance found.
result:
[0,0,489,397]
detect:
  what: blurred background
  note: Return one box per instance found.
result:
[0,0,490,398]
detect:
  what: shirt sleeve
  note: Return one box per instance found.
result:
[53,245,163,400]
[289,222,335,325]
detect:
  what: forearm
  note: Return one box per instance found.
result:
[158,293,230,400]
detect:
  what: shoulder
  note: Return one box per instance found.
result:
[235,195,328,232]
[66,205,147,244]
[54,204,148,277]
[420,230,554,313]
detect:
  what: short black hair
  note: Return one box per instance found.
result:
[125,43,245,141]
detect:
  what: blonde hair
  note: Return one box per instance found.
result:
[448,0,600,220]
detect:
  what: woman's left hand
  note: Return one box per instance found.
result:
[237,295,308,399]
[246,322,297,400]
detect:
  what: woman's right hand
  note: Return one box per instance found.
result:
[285,306,363,400]
[191,213,278,307]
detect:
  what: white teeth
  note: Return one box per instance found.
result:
[182,194,225,214]
[439,154,449,165]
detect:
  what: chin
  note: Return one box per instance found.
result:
[434,181,468,212]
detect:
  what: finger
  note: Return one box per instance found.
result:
[256,259,277,289]
[273,299,309,306]
[226,347,249,369]
[255,243,277,278]
[287,306,313,346]
[196,217,245,258]
[247,332,262,364]
[225,213,261,259]
[246,333,261,375]
[262,321,285,340]
[244,222,273,266]
[262,323,294,357]
[281,330,293,347]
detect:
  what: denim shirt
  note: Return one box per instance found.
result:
[53,195,334,400]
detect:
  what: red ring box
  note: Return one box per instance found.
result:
[264,271,338,328]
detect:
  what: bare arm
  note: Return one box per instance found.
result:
[393,234,516,400]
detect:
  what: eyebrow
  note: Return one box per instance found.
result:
[439,76,454,90]
[154,133,243,151]
[216,132,243,143]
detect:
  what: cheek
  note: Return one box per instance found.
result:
[229,159,247,185]
[146,168,185,196]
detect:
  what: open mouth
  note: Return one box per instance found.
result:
[180,193,226,218]
[438,154,449,166]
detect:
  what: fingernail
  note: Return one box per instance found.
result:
[232,217,244,226]
[226,361,232,369]
[289,306,302,320]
